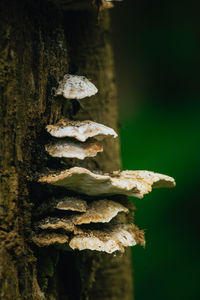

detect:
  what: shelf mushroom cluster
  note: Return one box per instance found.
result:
[33,196,145,253]
[33,74,175,254]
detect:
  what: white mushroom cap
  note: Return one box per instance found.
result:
[45,140,103,160]
[69,224,144,254]
[117,170,175,189]
[72,199,128,225]
[46,119,118,142]
[38,167,175,198]
[55,74,98,99]
[70,235,121,253]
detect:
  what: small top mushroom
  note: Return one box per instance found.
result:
[55,74,98,99]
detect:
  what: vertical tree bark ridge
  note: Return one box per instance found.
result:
[64,9,121,172]
[0,0,68,299]
[0,1,134,299]
[63,9,133,300]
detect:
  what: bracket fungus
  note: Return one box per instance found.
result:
[37,217,77,233]
[45,139,103,160]
[36,199,129,233]
[34,166,174,253]
[34,196,133,219]
[32,232,69,247]
[33,61,175,254]
[38,167,175,198]
[35,198,129,230]
[56,197,88,212]
[72,199,128,225]
[34,165,175,252]
[46,119,118,142]
[33,223,144,253]
[32,195,141,253]
[69,224,144,254]
[55,74,98,99]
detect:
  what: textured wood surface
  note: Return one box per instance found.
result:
[0,1,133,299]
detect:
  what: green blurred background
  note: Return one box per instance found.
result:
[111,1,200,299]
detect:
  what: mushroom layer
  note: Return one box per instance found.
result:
[46,119,118,142]
[72,199,128,225]
[38,167,175,198]
[56,197,88,212]
[33,223,144,254]
[45,139,103,159]
[32,232,69,247]
[33,197,139,253]
[36,199,129,227]
[69,224,144,254]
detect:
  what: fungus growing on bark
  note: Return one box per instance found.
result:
[32,196,141,253]
[33,219,144,253]
[36,166,174,253]
[72,199,128,225]
[33,60,175,254]
[46,119,118,142]
[32,224,144,253]
[35,199,129,228]
[69,224,145,254]
[32,232,69,247]
[37,217,78,233]
[45,139,103,159]
[56,197,88,212]
[55,74,98,99]
[32,196,88,218]
[38,167,175,198]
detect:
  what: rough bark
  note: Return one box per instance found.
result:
[0,0,133,299]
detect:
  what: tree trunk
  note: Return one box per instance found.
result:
[0,1,133,299]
